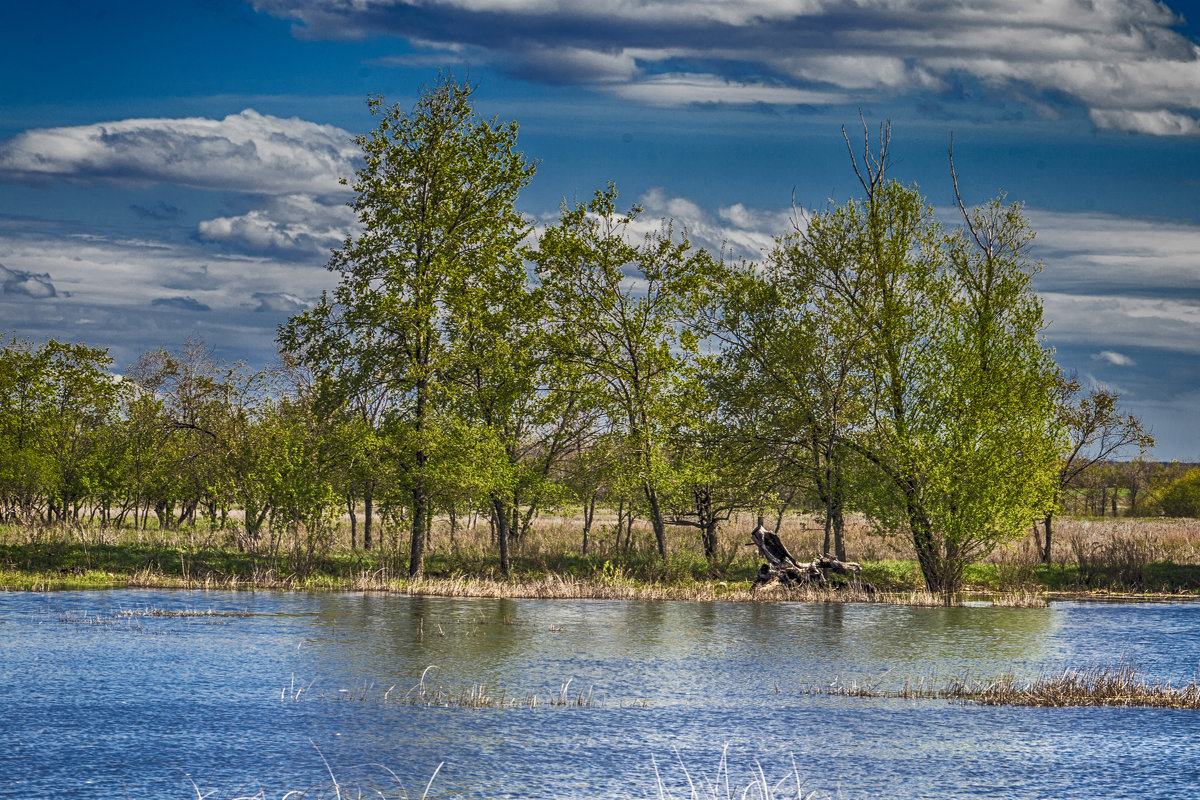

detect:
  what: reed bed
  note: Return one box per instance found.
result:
[814,661,1200,709]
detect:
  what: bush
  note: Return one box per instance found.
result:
[1160,468,1200,518]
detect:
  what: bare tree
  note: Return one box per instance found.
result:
[1038,376,1154,562]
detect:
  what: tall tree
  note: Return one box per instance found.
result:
[533,185,713,559]
[279,76,536,578]
[780,124,1060,600]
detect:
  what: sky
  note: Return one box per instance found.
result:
[1,0,1198,459]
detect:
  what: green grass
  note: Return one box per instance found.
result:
[6,515,1200,599]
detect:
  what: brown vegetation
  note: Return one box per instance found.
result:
[5,510,1200,600]
[818,661,1200,709]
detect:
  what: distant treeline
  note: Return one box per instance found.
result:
[1,77,1177,597]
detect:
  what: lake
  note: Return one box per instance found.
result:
[2,590,1199,799]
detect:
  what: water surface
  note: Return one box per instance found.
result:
[2,590,1199,799]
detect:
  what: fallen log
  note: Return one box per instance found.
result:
[750,524,872,592]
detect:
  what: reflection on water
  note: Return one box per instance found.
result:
[1,591,1199,799]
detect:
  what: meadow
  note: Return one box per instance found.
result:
[4,509,1199,601]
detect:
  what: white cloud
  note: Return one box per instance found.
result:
[1041,292,1200,354]
[0,227,339,369]
[1094,350,1137,367]
[0,110,359,194]
[605,74,847,108]
[0,229,331,324]
[1089,108,1200,136]
[254,0,1200,133]
[197,194,358,258]
[635,188,786,260]
[514,45,640,84]
[1028,209,1200,296]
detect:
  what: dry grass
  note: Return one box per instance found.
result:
[814,660,1200,709]
[7,511,1200,598]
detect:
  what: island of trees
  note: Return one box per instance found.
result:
[5,77,1185,603]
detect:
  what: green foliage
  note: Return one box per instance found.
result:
[279,74,537,577]
[533,184,717,558]
[1160,468,1200,517]
[722,131,1061,600]
[0,109,1095,599]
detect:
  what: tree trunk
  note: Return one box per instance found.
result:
[492,495,510,576]
[582,493,596,556]
[347,497,358,550]
[907,495,958,603]
[1040,513,1054,564]
[408,365,430,578]
[644,482,667,559]
[410,484,427,578]
[364,489,374,550]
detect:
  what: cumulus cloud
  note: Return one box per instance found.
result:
[1041,293,1200,354]
[633,188,786,260]
[197,194,357,259]
[1,262,57,298]
[252,0,1200,133]
[1094,350,1137,367]
[0,229,332,368]
[0,110,358,194]
[1089,108,1200,136]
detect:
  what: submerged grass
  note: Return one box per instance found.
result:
[285,667,602,710]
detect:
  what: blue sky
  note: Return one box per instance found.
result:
[1,0,1198,459]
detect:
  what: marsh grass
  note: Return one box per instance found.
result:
[182,748,841,800]
[6,513,1200,599]
[652,746,838,800]
[814,660,1200,709]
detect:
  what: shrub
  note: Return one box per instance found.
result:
[1160,468,1200,518]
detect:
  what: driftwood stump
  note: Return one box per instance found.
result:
[750,524,872,592]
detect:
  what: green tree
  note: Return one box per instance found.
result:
[780,126,1060,599]
[533,185,714,559]
[0,338,120,525]
[37,340,120,523]
[0,337,53,522]
[1159,468,1200,517]
[280,75,536,578]
[698,237,866,561]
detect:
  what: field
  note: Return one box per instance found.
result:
[3,509,1200,600]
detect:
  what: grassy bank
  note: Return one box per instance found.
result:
[3,512,1200,601]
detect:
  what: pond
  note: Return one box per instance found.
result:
[2,590,1200,799]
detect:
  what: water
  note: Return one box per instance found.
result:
[2,591,1200,799]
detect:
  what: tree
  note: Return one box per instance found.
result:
[698,234,866,562]
[533,185,714,559]
[1038,376,1154,562]
[279,75,536,578]
[0,338,120,525]
[775,124,1060,600]
[1159,468,1200,517]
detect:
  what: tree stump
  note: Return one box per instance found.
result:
[750,524,872,593]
